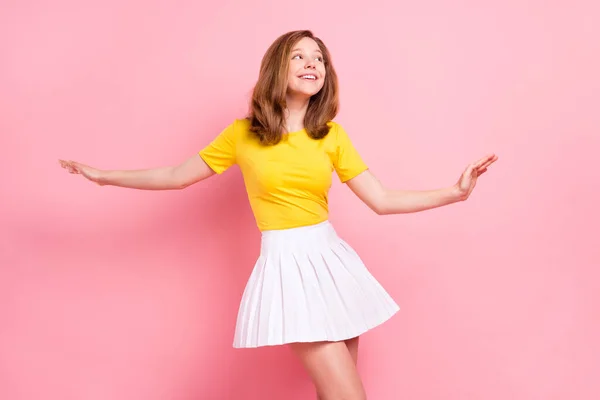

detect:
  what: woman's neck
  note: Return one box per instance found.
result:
[285,95,310,132]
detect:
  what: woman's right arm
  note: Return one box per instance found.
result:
[58,154,216,190]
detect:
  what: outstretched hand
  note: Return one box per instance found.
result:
[455,154,498,200]
[58,160,105,185]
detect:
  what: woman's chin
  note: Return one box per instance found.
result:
[287,89,322,101]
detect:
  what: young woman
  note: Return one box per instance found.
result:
[59,30,497,400]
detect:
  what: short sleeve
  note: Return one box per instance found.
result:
[198,122,237,174]
[333,123,368,182]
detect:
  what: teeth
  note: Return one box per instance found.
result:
[300,75,316,80]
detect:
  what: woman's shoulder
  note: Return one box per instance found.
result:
[325,120,348,140]
[326,120,340,130]
[228,118,260,146]
[230,118,252,131]
[220,118,253,141]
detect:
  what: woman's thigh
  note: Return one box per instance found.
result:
[289,340,366,400]
[345,336,360,365]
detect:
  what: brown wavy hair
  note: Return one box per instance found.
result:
[248,30,339,145]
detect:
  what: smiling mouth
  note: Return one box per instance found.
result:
[299,74,317,80]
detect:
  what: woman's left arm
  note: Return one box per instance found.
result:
[345,154,498,215]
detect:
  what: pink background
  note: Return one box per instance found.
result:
[1,1,599,399]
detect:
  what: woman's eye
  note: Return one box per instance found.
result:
[316,57,324,62]
[292,54,302,60]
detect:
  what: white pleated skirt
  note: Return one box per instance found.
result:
[233,221,400,348]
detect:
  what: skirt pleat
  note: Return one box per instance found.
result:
[233,221,399,348]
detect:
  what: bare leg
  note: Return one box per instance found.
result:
[316,337,360,399]
[345,336,360,365]
[315,337,360,400]
[290,339,365,400]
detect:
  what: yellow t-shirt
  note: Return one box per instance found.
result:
[199,119,368,231]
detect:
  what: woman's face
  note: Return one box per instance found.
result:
[286,37,326,99]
